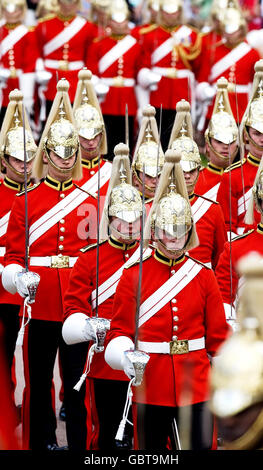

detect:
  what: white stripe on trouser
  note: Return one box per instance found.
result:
[137,337,205,354]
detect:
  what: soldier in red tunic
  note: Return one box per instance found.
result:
[1,79,95,450]
[168,99,227,270]
[62,143,144,449]
[137,0,203,150]
[35,0,97,114]
[215,157,263,331]
[87,0,142,159]
[196,0,260,132]
[195,77,239,201]
[0,89,37,423]
[217,60,263,239]
[105,149,229,450]
[0,0,40,126]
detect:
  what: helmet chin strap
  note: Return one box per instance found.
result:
[80,134,102,158]
[109,225,140,242]
[45,147,78,174]
[206,135,238,162]
[133,168,156,196]
[1,155,32,178]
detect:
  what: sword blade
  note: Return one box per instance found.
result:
[134,164,145,349]
[21,104,29,272]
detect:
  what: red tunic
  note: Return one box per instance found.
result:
[138,24,202,110]
[196,38,260,123]
[216,153,261,236]
[0,178,34,306]
[64,238,139,381]
[87,32,142,116]
[0,23,40,107]
[189,194,227,269]
[107,251,229,407]
[215,225,263,307]
[35,14,97,102]
[4,177,96,321]
[194,164,225,200]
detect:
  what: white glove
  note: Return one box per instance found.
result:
[196,81,216,103]
[137,68,161,90]
[35,70,52,86]
[95,82,109,102]
[14,270,40,303]
[227,318,239,333]
[0,68,10,83]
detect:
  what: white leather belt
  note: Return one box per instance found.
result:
[138,337,205,355]
[152,66,194,80]
[44,59,84,71]
[29,255,78,268]
[101,77,135,87]
[0,246,6,257]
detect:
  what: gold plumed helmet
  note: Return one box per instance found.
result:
[219,0,246,35]
[107,0,129,23]
[100,143,143,241]
[240,60,263,157]
[0,0,27,16]
[147,0,160,11]
[132,105,164,181]
[245,157,263,225]
[144,149,199,249]
[210,253,263,450]
[33,79,81,180]
[0,89,37,176]
[159,0,182,13]
[36,0,58,18]
[73,68,107,153]
[169,100,201,173]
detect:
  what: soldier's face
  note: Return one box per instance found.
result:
[108,18,129,35]
[3,6,23,23]
[207,138,238,168]
[79,134,102,159]
[160,9,180,27]
[58,0,78,14]
[183,168,199,194]
[248,127,263,158]
[137,171,158,197]
[2,156,33,182]
[109,216,141,242]
[156,228,188,258]
[44,150,77,180]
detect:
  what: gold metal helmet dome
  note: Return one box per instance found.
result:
[206,77,238,145]
[154,190,192,239]
[1,0,26,13]
[219,0,246,34]
[46,103,79,160]
[245,79,263,134]
[109,144,142,223]
[147,0,160,11]
[108,0,129,23]
[132,104,164,179]
[171,132,201,173]
[74,99,104,141]
[159,0,182,14]
[0,89,37,175]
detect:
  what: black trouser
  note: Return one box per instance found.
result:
[24,319,89,450]
[155,107,177,152]
[93,378,133,450]
[103,115,135,161]
[136,401,213,450]
[0,303,20,376]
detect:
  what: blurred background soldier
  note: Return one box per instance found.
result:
[216,156,263,332]
[210,253,263,450]
[131,0,160,41]
[88,0,142,161]
[169,99,227,270]
[63,143,143,449]
[89,0,111,39]
[1,79,95,450]
[131,104,164,213]
[0,0,40,128]
[137,0,203,150]
[217,60,263,239]
[195,77,239,201]
[105,149,229,450]
[0,89,37,426]
[196,0,260,133]
[35,0,58,20]
[35,0,97,116]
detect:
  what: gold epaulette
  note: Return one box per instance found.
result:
[194,193,218,204]
[80,239,107,253]
[185,254,211,269]
[225,158,246,173]
[124,249,152,269]
[27,25,35,32]
[139,23,158,35]
[37,14,56,23]
[232,229,254,242]
[17,182,41,196]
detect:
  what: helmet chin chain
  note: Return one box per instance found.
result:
[109,225,140,242]
[45,148,78,174]
[2,156,32,178]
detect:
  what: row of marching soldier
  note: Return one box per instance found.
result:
[1,0,263,453]
[1,0,263,157]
